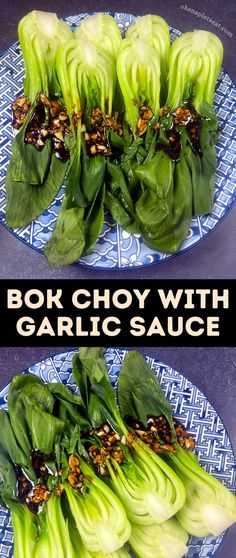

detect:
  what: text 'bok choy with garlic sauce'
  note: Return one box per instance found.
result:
[6,11,72,229]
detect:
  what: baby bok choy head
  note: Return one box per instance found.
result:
[63,457,131,554]
[165,29,223,216]
[18,10,73,101]
[6,11,71,230]
[68,518,131,558]
[56,37,116,125]
[72,348,186,525]
[126,14,170,102]
[118,350,236,539]
[117,37,161,131]
[74,14,122,60]
[10,502,38,558]
[166,30,223,117]
[167,446,236,537]
[44,34,118,268]
[129,518,188,558]
[104,438,186,525]
[35,493,76,558]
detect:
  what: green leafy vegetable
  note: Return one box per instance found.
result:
[18,10,72,101]
[129,518,188,558]
[166,30,223,215]
[64,460,131,554]
[166,30,223,116]
[117,349,236,538]
[6,12,224,266]
[74,14,122,60]
[44,25,117,267]
[73,348,186,524]
[118,350,176,435]
[6,11,71,229]
[167,446,236,537]
[11,503,38,558]
[36,494,76,558]
[126,15,170,102]
[117,37,161,131]
[106,441,186,524]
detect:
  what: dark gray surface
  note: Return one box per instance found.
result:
[0,1,236,556]
[0,346,236,556]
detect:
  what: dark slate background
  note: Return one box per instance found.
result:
[0,1,236,556]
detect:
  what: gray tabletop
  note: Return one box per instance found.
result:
[0,1,236,556]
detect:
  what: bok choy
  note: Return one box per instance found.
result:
[64,460,131,553]
[126,15,170,102]
[74,14,122,60]
[72,348,186,525]
[116,38,161,131]
[0,372,131,557]
[118,350,236,538]
[129,518,188,558]
[6,11,72,229]
[166,30,223,215]
[6,12,224,266]
[44,17,121,267]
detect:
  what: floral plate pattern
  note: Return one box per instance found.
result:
[0,13,236,268]
[0,348,235,557]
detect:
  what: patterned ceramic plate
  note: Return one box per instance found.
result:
[0,348,235,557]
[0,14,236,268]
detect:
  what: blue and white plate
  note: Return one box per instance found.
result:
[0,348,235,557]
[0,13,236,269]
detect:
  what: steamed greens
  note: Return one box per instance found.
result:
[166,30,223,216]
[72,347,186,527]
[6,11,224,266]
[118,350,236,538]
[125,15,170,103]
[1,348,235,558]
[116,37,161,131]
[0,373,131,558]
[18,10,73,101]
[129,519,188,558]
[6,10,71,228]
[44,17,120,267]
[74,14,122,60]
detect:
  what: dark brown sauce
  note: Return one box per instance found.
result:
[14,450,56,513]
[31,449,55,482]
[155,103,203,161]
[24,102,46,150]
